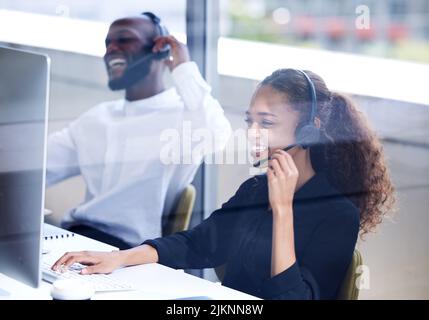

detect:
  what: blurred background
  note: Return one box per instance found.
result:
[224,0,429,63]
[0,0,428,299]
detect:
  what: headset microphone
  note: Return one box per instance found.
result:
[253,144,297,168]
[121,50,164,80]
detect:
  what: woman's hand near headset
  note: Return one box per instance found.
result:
[267,149,299,277]
[267,149,299,213]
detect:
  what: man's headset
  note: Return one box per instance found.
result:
[141,11,171,59]
[122,12,171,75]
[253,70,320,168]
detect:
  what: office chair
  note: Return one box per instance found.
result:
[215,249,363,300]
[166,184,196,235]
[337,249,363,300]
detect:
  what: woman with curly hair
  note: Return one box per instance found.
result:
[52,69,395,300]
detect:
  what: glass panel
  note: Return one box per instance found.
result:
[0,1,191,249]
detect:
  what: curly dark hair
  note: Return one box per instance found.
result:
[260,69,396,237]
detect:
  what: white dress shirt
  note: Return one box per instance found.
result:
[46,62,232,246]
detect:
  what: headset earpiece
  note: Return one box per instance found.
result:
[294,70,320,149]
[141,11,170,61]
[295,124,320,149]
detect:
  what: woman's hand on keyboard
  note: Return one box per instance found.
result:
[52,250,125,275]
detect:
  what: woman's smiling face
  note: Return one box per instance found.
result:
[246,85,300,160]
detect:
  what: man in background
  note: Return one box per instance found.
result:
[46,12,231,249]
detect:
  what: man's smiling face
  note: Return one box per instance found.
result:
[103,17,156,85]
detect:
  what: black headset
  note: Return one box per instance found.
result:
[293,69,320,149]
[141,11,171,60]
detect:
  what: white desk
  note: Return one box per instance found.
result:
[0,224,258,300]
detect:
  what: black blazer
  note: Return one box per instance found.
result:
[144,172,360,299]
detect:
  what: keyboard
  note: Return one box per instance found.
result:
[41,260,134,292]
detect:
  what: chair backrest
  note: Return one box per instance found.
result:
[168,184,196,235]
[215,264,226,283]
[337,249,363,300]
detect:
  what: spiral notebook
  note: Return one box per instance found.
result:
[42,223,118,260]
[43,223,75,240]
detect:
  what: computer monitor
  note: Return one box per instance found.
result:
[0,46,50,288]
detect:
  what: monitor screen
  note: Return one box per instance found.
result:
[0,46,50,288]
